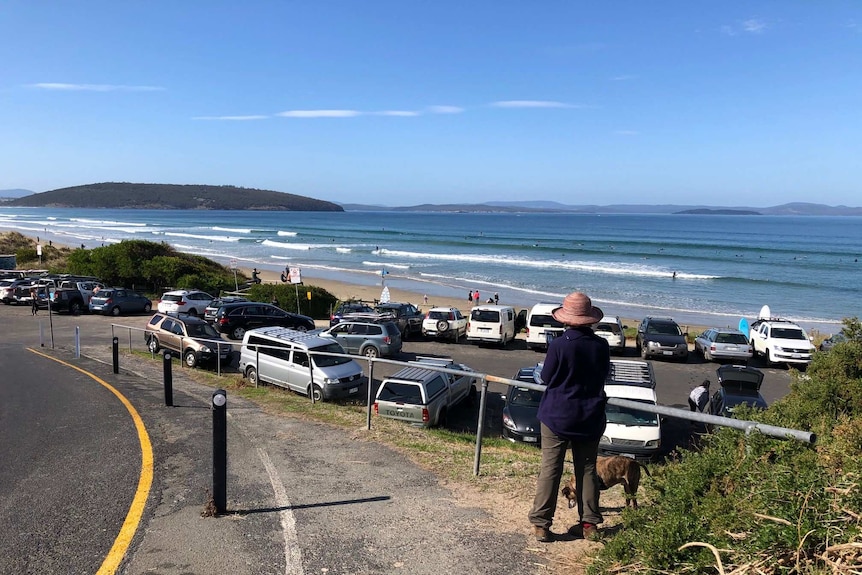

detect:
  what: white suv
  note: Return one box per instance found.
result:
[593,315,626,355]
[749,318,815,368]
[422,307,467,342]
[157,289,215,316]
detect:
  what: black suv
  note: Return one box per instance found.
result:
[49,287,87,314]
[374,302,424,339]
[213,301,315,340]
[636,316,689,361]
[329,300,375,327]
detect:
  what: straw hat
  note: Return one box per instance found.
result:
[551,292,603,327]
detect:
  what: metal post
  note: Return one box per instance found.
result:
[366,358,375,430]
[163,351,173,407]
[255,346,259,388]
[472,377,490,476]
[295,283,300,315]
[309,356,316,403]
[75,326,80,358]
[40,321,44,347]
[112,336,119,374]
[215,341,221,377]
[212,389,227,514]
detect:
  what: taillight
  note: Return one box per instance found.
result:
[383,336,391,344]
[373,402,379,415]
[176,301,186,306]
[218,317,227,325]
[710,345,717,352]
[422,408,430,422]
[466,321,471,330]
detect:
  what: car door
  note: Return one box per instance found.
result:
[285,347,313,392]
[159,318,182,353]
[326,323,353,352]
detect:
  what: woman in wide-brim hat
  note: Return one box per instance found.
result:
[529,291,610,543]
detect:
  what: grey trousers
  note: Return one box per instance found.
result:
[528,423,603,529]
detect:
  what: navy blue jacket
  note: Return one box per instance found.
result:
[537,327,610,441]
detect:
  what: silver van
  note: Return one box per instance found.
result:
[239,327,365,401]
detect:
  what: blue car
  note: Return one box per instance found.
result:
[89,288,153,316]
[501,364,545,445]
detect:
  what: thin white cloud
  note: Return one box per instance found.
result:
[742,18,767,33]
[277,109,361,118]
[192,115,268,121]
[491,100,575,109]
[376,110,420,117]
[29,82,164,92]
[428,105,464,114]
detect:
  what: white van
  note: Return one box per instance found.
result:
[600,360,661,462]
[466,304,517,346]
[525,302,564,351]
[239,326,365,401]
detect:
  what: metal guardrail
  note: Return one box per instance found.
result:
[107,323,816,477]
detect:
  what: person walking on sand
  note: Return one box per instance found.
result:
[528,292,609,543]
[468,291,473,304]
[473,289,480,303]
[494,292,499,304]
[688,379,710,412]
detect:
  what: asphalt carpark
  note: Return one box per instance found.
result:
[19,304,796,459]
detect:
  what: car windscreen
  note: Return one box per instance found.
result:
[471,309,500,322]
[530,314,563,328]
[595,322,620,334]
[715,332,748,344]
[605,401,659,426]
[378,382,423,404]
[772,327,806,340]
[312,343,352,367]
[509,386,543,407]
[648,322,681,336]
[187,323,221,338]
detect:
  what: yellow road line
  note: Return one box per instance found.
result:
[27,348,154,575]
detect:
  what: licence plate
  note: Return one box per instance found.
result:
[479,328,490,332]
[349,387,359,393]
[792,353,801,359]
[524,436,538,443]
[662,351,673,355]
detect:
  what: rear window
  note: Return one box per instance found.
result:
[716,332,748,344]
[471,310,500,322]
[595,322,621,334]
[428,311,451,320]
[162,294,184,303]
[378,382,423,404]
[529,314,563,328]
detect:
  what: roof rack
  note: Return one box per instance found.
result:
[606,360,656,388]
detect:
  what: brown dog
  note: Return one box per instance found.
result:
[561,455,651,510]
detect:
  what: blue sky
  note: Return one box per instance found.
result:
[1,2,860,207]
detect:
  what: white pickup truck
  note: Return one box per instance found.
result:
[373,357,476,427]
[748,317,815,368]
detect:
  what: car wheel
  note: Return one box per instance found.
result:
[231,326,246,340]
[70,301,82,315]
[766,350,776,367]
[245,366,258,386]
[295,325,308,332]
[143,303,152,313]
[436,320,449,333]
[362,346,379,358]
[437,408,448,428]
[640,344,648,359]
[111,306,121,317]
[183,349,198,368]
[147,336,160,354]
[308,385,323,402]
[704,349,712,362]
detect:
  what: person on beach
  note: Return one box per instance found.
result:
[252,268,261,284]
[494,292,499,304]
[528,292,609,543]
[688,379,711,412]
[468,291,473,303]
[423,294,428,305]
[473,289,480,303]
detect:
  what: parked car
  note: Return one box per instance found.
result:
[708,364,767,418]
[89,288,153,316]
[636,316,689,361]
[466,305,517,347]
[501,364,545,445]
[0,277,40,304]
[329,300,375,327]
[819,331,848,352]
[600,360,661,462]
[694,328,753,363]
[748,317,815,368]
[58,279,105,304]
[373,356,476,427]
[525,302,564,351]
[144,311,233,368]
[204,296,248,322]
[156,289,215,316]
[48,287,87,314]
[320,318,402,358]
[213,301,316,340]
[239,327,365,401]
[374,301,424,339]
[593,315,627,355]
[421,307,467,342]
[11,283,50,308]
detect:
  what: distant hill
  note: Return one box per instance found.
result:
[8,183,343,211]
[0,188,35,200]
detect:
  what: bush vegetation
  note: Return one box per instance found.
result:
[589,317,862,574]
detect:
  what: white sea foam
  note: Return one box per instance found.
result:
[213,226,251,234]
[164,232,240,242]
[263,239,312,250]
[362,260,409,269]
[336,247,352,253]
[277,231,298,237]
[70,218,147,227]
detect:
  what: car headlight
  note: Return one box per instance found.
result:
[323,377,339,384]
[599,435,610,444]
[645,439,660,448]
[199,345,211,353]
[502,413,516,430]
[647,341,660,348]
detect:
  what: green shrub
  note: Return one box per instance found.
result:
[244,283,336,320]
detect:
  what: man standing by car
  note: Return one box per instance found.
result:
[528,292,609,542]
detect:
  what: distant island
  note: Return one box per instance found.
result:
[5,182,343,211]
[674,208,761,215]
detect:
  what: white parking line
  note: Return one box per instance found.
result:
[257,447,304,575]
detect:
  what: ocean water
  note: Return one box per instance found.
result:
[1,207,859,333]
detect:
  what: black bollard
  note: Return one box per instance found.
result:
[212,389,227,514]
[163,352,173,406]
[112,337,119,374]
